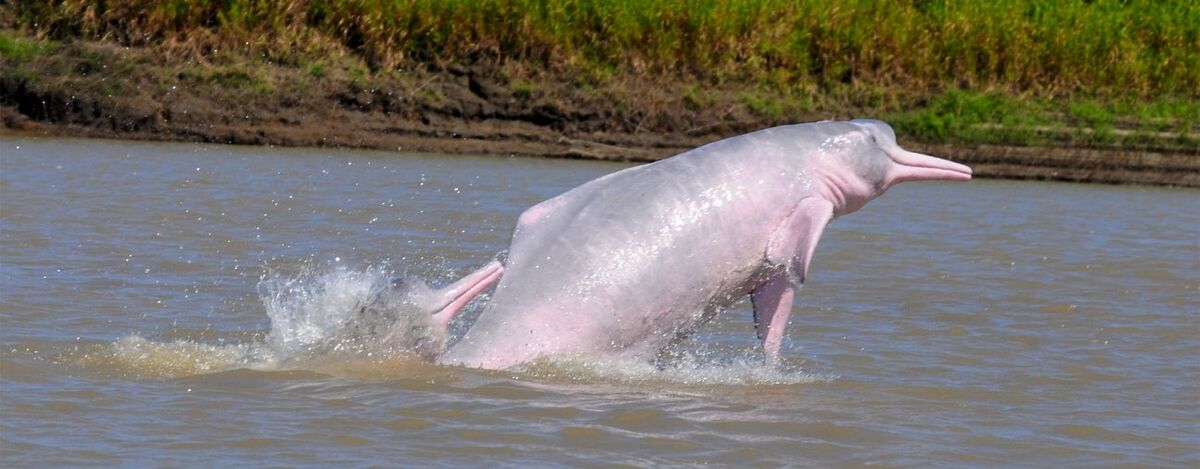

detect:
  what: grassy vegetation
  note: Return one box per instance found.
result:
[0,30,58,62]
[2,1,1197,151]
[884,90,1198,149]
[9,0,1198,97]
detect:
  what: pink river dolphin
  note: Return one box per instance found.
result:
[373,119,971,370]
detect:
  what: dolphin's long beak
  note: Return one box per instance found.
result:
[888,149,973,183]
[429,260,504,326]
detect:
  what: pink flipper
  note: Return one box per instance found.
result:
[753,198,834,362]
[751,273,795,364]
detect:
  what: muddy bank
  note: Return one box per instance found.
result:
[7,103,1196,188]
[2,40,1196,187]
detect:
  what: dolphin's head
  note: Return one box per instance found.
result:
[828,119,972,213]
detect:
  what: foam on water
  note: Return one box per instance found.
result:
[105,335,256,377]
[514,352,831,387]
[63,264,447,379]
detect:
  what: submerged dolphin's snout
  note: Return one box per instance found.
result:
[352,260,503,361]
[887,149,973,184]
[427,260,504,326]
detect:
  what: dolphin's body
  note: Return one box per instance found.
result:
[414,119,972,370]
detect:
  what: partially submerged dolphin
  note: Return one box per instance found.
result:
[379,119,970,369]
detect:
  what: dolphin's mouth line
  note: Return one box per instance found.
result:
[890,149,973,182]
[905,163,973,178]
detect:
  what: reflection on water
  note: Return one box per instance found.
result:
[2,136,1198,465]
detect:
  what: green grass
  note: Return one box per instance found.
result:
[886,89,1197,149]
[177,66,272,94]
[738,90,785,119]
[306,61,327,79]
[0,30,58,62]
[345,63,368,83]
[511,78,537,98]
[9,0,1199,97]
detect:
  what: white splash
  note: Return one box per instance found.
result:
[88,263,453,378]
[257,265,391,359]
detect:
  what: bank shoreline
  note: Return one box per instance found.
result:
[2,29,1196,188]
[5,104,1196,188]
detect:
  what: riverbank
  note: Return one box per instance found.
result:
[3,20,1198,186]
[6,101,1197,187]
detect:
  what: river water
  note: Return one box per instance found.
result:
[2,136,1197,466]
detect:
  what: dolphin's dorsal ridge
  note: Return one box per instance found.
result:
[515,195,570,230]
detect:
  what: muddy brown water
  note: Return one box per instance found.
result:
[2,137,1197,466]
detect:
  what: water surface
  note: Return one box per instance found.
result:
[2,137,1197,466]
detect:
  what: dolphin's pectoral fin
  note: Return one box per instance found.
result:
[428,260,504,326]
[751,273,795,364]
[754,198,834,362]
[765,198,834,283]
